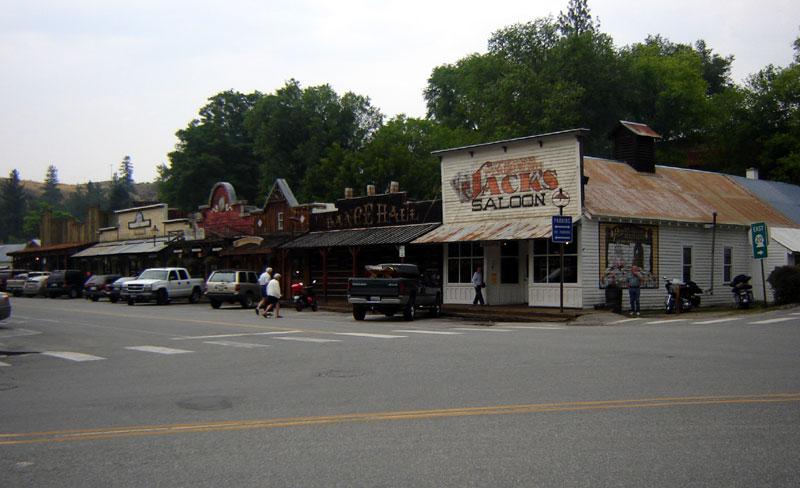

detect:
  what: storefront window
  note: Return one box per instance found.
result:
[447,242,483,284]
[500,241,519,284]
[533,237,578,283]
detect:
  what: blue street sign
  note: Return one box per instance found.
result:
[552,215,573,243]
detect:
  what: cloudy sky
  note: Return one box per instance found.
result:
[1,0,798,185]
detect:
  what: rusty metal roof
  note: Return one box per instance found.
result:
[281,223,440,248]
[413,218,555,243]
[617,121,662,139]
[583,158,798,227]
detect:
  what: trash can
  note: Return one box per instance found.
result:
[605,284,622,313]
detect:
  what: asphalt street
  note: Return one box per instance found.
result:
[1,297,799,487]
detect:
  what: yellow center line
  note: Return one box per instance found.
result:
[2,393,798,445]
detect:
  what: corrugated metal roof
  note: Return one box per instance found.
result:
[413,218,555,243]
[730,175,800,227]
[583,158,798,227]
[282,223,440,248]
[770,227,800,252]
[618,121,662,139]
[71,239,168,257]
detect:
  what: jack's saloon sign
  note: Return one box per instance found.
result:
[451,156,562,212]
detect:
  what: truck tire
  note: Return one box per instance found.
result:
[189,287,201,304]
[241,292,254,309]
[209,299,221,309]
[403,297,416,321]
[128,299,135,306]
[430,294,442,318]
[156,288,169,305]
[353,306,366,321]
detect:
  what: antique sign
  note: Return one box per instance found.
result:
[599,223,659,289]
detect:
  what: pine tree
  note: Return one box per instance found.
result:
[41,165,63,208]
[0,169,27,242]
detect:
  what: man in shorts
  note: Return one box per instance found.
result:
[263,273,282,318]
[255,267,272,315]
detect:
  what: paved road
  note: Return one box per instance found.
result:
[1,297,799,487]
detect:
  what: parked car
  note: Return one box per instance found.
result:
[0,292,10,321]
[108,276,136,303]
[0,269,29,292]
[47,270,87,298]
[5,273,29,297]
[23,272,51,297]
[83,274,122,302]
[204,269,260,309]
[123,268,204,305]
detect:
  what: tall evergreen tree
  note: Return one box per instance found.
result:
[0,169,27,242]
[41,165,62,208]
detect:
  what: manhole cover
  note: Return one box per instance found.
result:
[176,396,233,411]
[315,370,367,378]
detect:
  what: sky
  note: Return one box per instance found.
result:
[1,0,798,186]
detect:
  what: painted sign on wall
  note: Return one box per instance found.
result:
[599,223,659,289]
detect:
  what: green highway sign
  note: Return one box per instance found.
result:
[750,222,769,260]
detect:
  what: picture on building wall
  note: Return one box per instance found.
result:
[599,223,659,289]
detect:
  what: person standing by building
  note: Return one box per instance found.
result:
[472,265,485,306]
[255,267,272,315]
[628,265,642,316]
[264,273,282,318]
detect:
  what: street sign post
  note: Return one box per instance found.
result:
[750,222,769,304]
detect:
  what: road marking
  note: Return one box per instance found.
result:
[502,325,566,329]
[41,351,106,362]
[4,393,798,445]
[451,328,515,332]
[610,318,639,324]
[335,333,407,339]
[124,346,193,355]
[644,319,688,325]
[175,331,300,340]
[0,328,42,338]
[392,330,463,335]
[694,317,744,324]
[0,361,10,367]
[273,336,341,343]
[750,317,795,325]
[203,341,271,348]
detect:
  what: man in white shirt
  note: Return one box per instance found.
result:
[263,273,282,318]
[255,267,272,315]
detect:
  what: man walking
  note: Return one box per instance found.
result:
[255,267,272,315]
[263,273,282,318]
[472,265,485,306]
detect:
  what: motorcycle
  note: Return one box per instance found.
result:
[664,276,702,313]
[729,274,754,309]
[292,280,318,311]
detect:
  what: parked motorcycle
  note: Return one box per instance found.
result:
[663,276,702,313]
[292,280,318,311]
[729,274,754,309]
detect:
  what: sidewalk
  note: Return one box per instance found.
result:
[315,297,784,326]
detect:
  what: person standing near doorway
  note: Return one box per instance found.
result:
[472,265,485,306]
[255,267,272,315]
[628,265,642,316]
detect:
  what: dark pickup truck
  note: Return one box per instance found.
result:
[347,264,442,321]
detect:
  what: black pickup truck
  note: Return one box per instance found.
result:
[347,264,442,321]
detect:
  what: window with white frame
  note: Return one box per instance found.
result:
[277,212,284,230]
[723,246,733,283]
[533,237,578,283]
[683,246,692,282]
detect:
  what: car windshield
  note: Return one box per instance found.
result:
[210,272,235,282]
[137,270,168,280]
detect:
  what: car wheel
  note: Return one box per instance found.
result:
[109,296,119,303]
[241,292,254,309]
[189,288,201,304]
[353,306,366,321]
[403,297,416,321]
[128,300,135,306]
[156,289,168,305]
[210,299,221,309]
[90,296,99,302]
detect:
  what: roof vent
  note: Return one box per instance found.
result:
[611,121,661,173]
[746,167,760,180]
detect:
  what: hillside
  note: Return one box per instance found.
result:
[20,180,160,204]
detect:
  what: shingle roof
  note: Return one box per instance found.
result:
[281,223,440,248]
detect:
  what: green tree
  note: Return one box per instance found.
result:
[41,165,62,208]
[159,90,262,211]
[65,180,107,219]
[246,80,383,202]
[0,169,28,242]
[22,201,71,239]
[107,156,137,211]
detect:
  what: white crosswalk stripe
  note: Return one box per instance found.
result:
[203,341,271,348]
[274,336,341,343]
[644,319,688,325]
[750,317,795,325]
[392,330,463,335]
[42,351,106,362]
[335,332,407,338]
[451,328,515,332]
[124,346,193,354]
[694,317,743,324]
[0,361,11,367]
